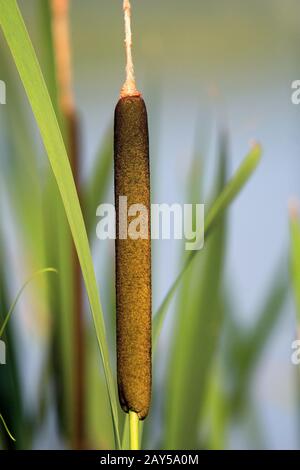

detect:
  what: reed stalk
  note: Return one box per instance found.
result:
[51,0,85,449]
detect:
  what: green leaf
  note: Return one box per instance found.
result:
[153,144,262,347]
[121,415,129,450]
[0,231,24,448]
[0,268,57,338]
[290,206,300,323]
[201,359,228,450]
[0,0,120,448]
[0,414,15,442]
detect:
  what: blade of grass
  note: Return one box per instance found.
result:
[0,268,57,338]
[0,414,15,442]
[0,233,23,448]
[290,203,300,324]
[121,415,130,450]
[0,267,56,446]
[201,359,228,450]
[0,0,120,448]
[153,144,262,347]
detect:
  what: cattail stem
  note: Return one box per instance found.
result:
[51,0,85,450]
[129,411,139,450]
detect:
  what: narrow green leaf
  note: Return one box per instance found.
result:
[202,360,228,450]
[153,144,262,346]
[0,268,57,338]
[0,232,23,448]
[290,205,300,323]
[0,0,120,448]
[0,414,15,442]
[204,143,261,238]
[121,415,129,450]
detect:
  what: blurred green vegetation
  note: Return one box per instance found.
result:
[0,0,296,450]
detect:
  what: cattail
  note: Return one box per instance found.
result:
[114,0,151,421]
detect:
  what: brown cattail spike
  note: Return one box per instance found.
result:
[114,95,152,420]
